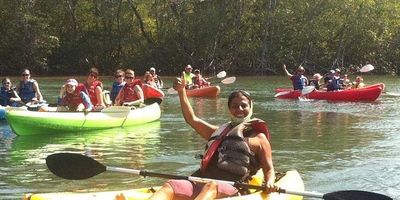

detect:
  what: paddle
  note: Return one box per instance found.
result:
[167,76,236,94]
[360,64,374,72]
[46,153,392,200]
[274,86,315,98]
[208,71,227,79]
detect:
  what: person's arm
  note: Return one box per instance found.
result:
[282,64,293,77]
[114,89,123,106]
[80,91,93,111]
[10,90,21,102]
[95,86,105,106]
[33,81,43,101]
[249,134,275,193]
[174,78,218,139]
[57,85,66,105]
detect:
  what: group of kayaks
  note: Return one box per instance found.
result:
[275,83,385,102]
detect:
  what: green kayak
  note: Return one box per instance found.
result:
[5,103,161,136]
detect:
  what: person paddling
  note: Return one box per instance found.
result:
[182,65,195,89]
[143,78,276,200]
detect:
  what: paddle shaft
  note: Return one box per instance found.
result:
[107,166,324,198]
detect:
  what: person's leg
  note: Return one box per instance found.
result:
[148,182,174,200]
[194,181,218,200]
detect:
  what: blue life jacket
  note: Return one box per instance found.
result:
[327,77,341,91]
[291,75,307,90]
[0,87,18,106]
[19,79,36,103]
[110,82,125,103]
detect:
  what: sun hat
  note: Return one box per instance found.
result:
[65,79,78,86]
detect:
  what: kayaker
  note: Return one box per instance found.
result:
[146,78,276,200]
[110,69,126,105]
[308,73,323,90]
[0,77,21,107]
[149,67,163,89]
[17,69,44,105]
[283,64,308,90]
[143,71,158,88]
[192,69,210,89]
[57,78,93,112]
[182,64,195,89]
[114,69,144,107]
[326,68,342,91]
[84,67,105,111]
[352,76,365,89]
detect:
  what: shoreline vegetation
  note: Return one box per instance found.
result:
[1,1,399,76]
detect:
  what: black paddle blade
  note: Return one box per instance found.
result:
[144,98,162,105]
[324,190,393,200]
[46,153,106,180]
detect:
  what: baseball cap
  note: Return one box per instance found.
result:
[65,79,78,86]
[185,65,192,69]
[149,67,155,72]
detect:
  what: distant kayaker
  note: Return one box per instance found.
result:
[114,69,144,107]
[143,71,158,88]
[192,69,210,89]
[17,69,44,105]
[352,76,365,89]
[84,67,105,111]
[144,78,276,200]
[0,77,21,107]
[57,78,93,112]
[283,64,308,90]
[308,73,323,90]
[326,68,342,91]
[182,64,195,89]
[149,67,163,89]
[109,69,126,105]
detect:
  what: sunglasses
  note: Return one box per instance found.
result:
[125,76,134,79]
[115,75,123,78]
[3,82,10,85]
[89,73,97,78]
[22,74,30,76]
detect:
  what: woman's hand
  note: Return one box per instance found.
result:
[173,77,186,92]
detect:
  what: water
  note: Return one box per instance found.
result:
[0,75,399,199]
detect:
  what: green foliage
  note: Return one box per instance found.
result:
[0,0,399,76]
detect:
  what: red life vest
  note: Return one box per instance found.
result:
[63,84,86,106]
[200,119,270,172]
[122,79,142,102]
[84,80,102,105]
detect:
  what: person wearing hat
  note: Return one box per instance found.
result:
[192,69,210,89]
[57,78,93,112]
[149,67,163,89]
[308,73,323,90]
[182,65,195,89]
[282,64,308,90]
[326,68,342,91]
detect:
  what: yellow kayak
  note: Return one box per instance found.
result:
[23,170,304,200]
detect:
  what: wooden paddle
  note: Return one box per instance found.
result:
[46,153,393,200]
[167,76,236,94]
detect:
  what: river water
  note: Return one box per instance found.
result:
[0,75,399,199]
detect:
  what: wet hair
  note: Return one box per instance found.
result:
[228,90,252,108]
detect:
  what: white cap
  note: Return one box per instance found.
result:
[185,65,192,69]
[150,67,156,72]
[65,79,78,86]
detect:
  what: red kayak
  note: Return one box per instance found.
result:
[275,83,384,102]
[142,84,165,99]
[187,86,220,97]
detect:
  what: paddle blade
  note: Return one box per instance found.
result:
[216,71,227,78]
[274,91,291,97]
[46,153,106,180]
[221,77,236,84]
[301,86,315,95]
[324,190,393,200]
[360,64,374,72]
